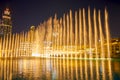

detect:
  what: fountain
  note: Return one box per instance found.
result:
[0,7,111,59]
[0,7,118,80]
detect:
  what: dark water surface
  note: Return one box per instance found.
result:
[0,58,120,80]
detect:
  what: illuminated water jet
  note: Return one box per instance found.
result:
[0,7,111,59]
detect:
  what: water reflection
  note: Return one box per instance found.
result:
[0,58,120,80]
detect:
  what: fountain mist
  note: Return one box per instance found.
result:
[0,7,111,59]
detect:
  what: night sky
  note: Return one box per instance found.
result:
[0,0,120,38]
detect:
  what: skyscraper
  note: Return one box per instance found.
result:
[0,8,12,36]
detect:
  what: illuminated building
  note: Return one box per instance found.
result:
[111,38,120,58]
[0,8,12,36]
[30,26,35,31]
[30,25,35,42]
[18,26,35,56]
[19,42,32,56]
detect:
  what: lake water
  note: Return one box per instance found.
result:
[0,58,120,80]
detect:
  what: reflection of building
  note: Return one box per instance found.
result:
[0,8,12,36]
[111,38,120,58]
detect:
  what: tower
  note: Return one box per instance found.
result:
[0,8,12,36]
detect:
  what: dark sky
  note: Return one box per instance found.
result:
[0,0,120,38]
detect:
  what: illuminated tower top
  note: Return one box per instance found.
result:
[4,8,10,15]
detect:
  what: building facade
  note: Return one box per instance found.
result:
[111,38,120,58]
[0,8,12,36]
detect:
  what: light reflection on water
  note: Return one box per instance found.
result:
[0,58,120,80]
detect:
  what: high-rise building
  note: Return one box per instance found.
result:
[111,38,120,58]
[0,8,12,36]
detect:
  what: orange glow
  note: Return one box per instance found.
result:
[32,53,40,57]
[0,8,111,59]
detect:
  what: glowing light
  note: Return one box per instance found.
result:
[32,53,40,57]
